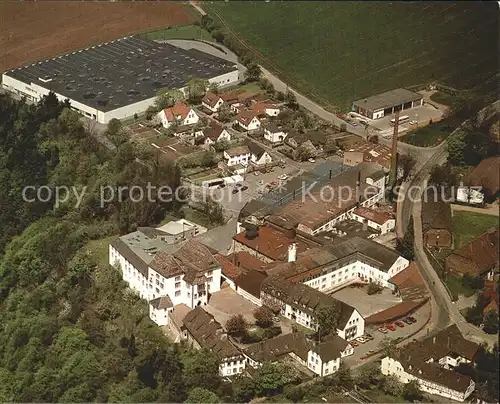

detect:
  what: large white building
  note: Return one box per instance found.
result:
[2,36,239,124]
[307,335,354,377]
[381,325,479,402]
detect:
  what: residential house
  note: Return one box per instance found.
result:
[236,111,261,131]
[445,228,499,279]
[202,92,224,113]
[261,275,365,337]
[247,141,273,165]
[182,306,246,377]
[243,333,312,368]
[421,196,453,248]
[351,207,395,235]
[263,122,288,144]
[464,156,500,201]
[157,101,199,129]
[196,123,231,149]
[149,295,173,326]
[308,335,354,377]
[381,325,478,402]
[250,101,280,117]
[224,145,251,167]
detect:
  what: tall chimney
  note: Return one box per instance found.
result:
[390,110,400,189]
[288,243,297,262]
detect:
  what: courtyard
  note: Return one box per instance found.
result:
[330,285,402,318]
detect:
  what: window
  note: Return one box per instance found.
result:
[175,290,181,297]
[155,288,159,293]
[175,276,181,281]
[175,282,181,288]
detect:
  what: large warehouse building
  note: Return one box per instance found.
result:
[1,36,239,124]
[352,88,423,120]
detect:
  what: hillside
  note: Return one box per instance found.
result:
[206,2,499,110]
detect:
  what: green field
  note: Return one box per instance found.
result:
[206,2,498,110]
[430,91,458,106]
[141,25,214,41]
[400,123,451,147]
[453,211,498,248]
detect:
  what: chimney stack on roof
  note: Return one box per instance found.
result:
[288,243,297,262]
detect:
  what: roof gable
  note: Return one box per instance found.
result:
[163,101,192,122]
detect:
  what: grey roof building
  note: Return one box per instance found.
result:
[352,88,423,120]
[2,36,239,123]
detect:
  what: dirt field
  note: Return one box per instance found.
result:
[0,2,196,72]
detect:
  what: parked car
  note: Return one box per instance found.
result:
[218,183,226,189]
[241,185,248,191]
[254,171,259,176]
[258,180,264,185]
[403,317,413,325]
[409,120,417,125]
[356,337,366,344]
[350,341,359,347]
[235,183,243,188]
[232,188,241,194]
[395,321,405,328]
[278,174,288,180]
[308,158,316,163]
[364,333,374,340]
[407,316,417,323]
[378,327,388,334]
[385,323,396,331]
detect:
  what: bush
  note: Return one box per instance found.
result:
[285,386,306,403]
[367,281,383,295]
[263,326,282,340]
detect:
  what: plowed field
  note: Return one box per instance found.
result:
[0,2,196,72]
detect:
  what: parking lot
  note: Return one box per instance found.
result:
[330,286,402,318]
[343,302,431,366]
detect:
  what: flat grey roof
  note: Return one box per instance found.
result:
[352,88,422,112]
[5,36,237,112]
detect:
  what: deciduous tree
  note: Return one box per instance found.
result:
[316,303,340,341]
[253,306,274,328]
[226,314,248,337]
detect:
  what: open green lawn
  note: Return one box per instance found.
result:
[141,25,214,41]
[85,235,119,268]
[430,91,458,106]
[445,275,476,302]
[400,123,452,147]
[206,2,498,110]
[452,211,499,248]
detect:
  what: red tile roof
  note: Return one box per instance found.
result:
[236,111,259,126]
[365,300,425,324]
[250,101,279,115]
[233,225,312,261]
[163,101,192,123]
[445,228,499,276]
[203,123,225,141]
[202,92,221,108]
[353,207,393,225]
[226,251,267,272]
[389,262,424,290]
[214,254,244,281]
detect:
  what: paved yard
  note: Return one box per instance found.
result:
[344,302,431,367]
[330,285,402,318]
[205,287,259,326]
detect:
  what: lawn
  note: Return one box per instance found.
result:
[85,235,119,268]
[400,123,452,147]
[430,91,458,107]
[363,389,406,403]
[140,25,214,42]
[205,2,498,110]
[444,275,476,302]
[452,211,499,248]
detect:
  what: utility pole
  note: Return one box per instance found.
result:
[390,110,400,190]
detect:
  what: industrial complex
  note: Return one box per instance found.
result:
[1,36,239,124]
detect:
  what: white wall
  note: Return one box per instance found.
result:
[224,151,251,166]
[149,305,171,326]
[336,309,364,341]
[202,98,223,112]
[109,244,150,300]
[251,151,272,165]
[236,287,262,306]
[238,117,261,131]
[307,350,341,377]
[208,70,239,88]
[381,356,475,402]
[219,357,246,377]
[264,129,287,143]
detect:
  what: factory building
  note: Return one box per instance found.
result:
[2,36,239,124]
[352,88,423,120]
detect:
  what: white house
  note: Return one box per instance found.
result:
[202,92,224,113]
[236,112,261,131]
[263,123,288,144]
[247,141,273,166]
[182,306,246,377]
[224,145,251,167]
[307,335,354,377]
[250,101,280,117]
[157,101,199,129]
[196,123,231,149]
[109,235,222,326]
[381,325,479,402]
[351,207,395,235]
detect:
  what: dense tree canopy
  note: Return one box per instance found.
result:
[0,93,220,402]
